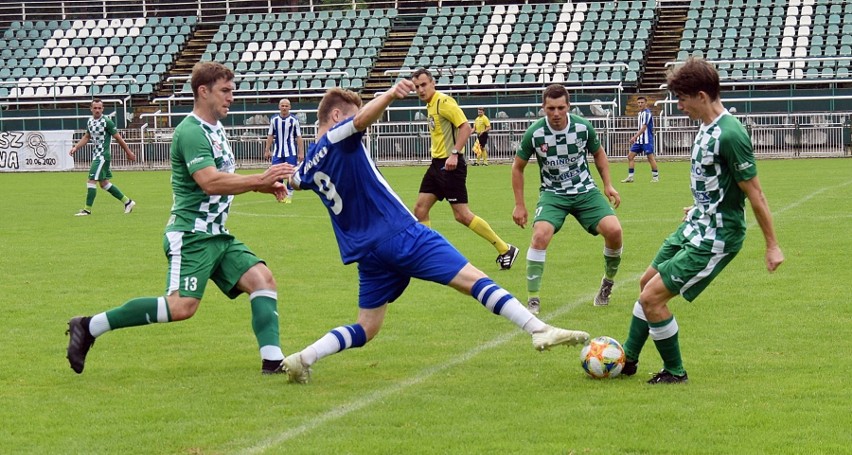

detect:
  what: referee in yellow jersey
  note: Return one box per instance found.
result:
[410,68,519,270]
[472,107,491,166]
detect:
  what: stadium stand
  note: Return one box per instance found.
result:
[677,0,852,81]
[0,16,195,99]
[1,0,851,134]
[188,9,396,95]
[401,2,653,87]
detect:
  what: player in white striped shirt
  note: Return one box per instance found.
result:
[622,96,659,183]
[265,98,304,202]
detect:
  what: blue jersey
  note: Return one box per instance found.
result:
[292,117,417,264]
[268,113,301,159]
[636,108,654,145]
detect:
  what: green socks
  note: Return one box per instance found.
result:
[105,296,169,330]
[250,291,281,352]
[649,316,685,376]
[526,248,546,298]
[105,183,126,202]
[623,301,650,361]
[604,246,622,280]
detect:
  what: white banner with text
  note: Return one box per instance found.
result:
[0,130,75,172]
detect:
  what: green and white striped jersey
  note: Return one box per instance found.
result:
[517,115,602,195]
[683,111,757,253]
[166,114,236,235]
[87,116,117,159]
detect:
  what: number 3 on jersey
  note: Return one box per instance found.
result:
[314,171,342,214]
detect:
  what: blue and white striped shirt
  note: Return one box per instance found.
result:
[636,108,654,145]
[268,114,302,159]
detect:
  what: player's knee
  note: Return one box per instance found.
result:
[453,211,471,225]
[248,264,277,291]
[360,321,382,341]
[608,224,623,243]
[413,204,428,220]
[167,296,200,321]
[599,219,623,243]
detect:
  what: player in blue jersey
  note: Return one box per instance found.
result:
[264,98,304,202]
[279,80,590,384]
[622,96,659,183]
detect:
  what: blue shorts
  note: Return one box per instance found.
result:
[630,143,655,155]
[357,223,469,309]
[272,155,298,165]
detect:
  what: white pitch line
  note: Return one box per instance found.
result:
[237,282,634,455]
[236,178,850,455]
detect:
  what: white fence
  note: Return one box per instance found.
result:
[69,112,851,170]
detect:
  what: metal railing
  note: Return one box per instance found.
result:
[70,109,851,172]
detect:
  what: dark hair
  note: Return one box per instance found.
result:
[90,98,103,106]
[542,84,570,104]
[191,61,234,99]
[637,96,647,102]
[667,57,720,101]
[317,88,363,127]
[411,68,434,80]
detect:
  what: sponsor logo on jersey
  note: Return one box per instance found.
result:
[692,190,712,204]
[735,161,753,171]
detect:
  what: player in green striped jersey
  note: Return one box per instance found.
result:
[69,98,137,216]
[622,58,784,384]
[512,84,624,314]
[66,62,293,376]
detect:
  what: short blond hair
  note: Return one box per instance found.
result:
[317,88,363,127]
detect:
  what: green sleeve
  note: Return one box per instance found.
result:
[722,128,757,182]
[517,124,536,160]
[105,118,118,136]
[578,116,601,152]
[176,125,216,175]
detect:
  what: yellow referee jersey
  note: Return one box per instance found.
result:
[426,92,468,158]
[474,114,490,135]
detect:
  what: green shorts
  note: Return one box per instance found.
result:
[534,189,616,235]
[162,231,264,299]
[88,156,112,181]
[651,225,739,302]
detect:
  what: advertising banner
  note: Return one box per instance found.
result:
[0,130,75,172]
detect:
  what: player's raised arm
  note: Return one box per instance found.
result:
[353,79,415,131]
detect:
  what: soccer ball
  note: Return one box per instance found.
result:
[580,336,626,379]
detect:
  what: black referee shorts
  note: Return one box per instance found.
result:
[418,156,469,204]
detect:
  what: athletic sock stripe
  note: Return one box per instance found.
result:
[604,246,623,257]
[491,292,513,315]
[649,318,679,340]
[250,289,277,300]
[471,277,495,301]
[632,301,647,320]
[347,324,367,347]
[472,277,514,314]
[156,296,169,323]
[330,327,353,351]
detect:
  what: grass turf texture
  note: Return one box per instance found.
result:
[0,158,849,454]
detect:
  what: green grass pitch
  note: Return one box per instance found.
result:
[0,158,849,454]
